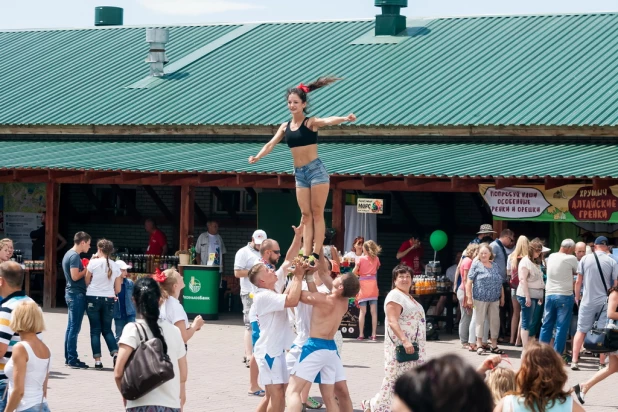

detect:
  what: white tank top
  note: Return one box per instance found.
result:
[5,341,50,411]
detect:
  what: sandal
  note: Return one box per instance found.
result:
[490,346,505,355]
[461,343,470,349]
[306,397,323,409]
[361,400,371,412]
[369,336,378,341]
[468,344,478,352]
[248,390,265,397]
[357,336,365,341]
[477,347,485,355]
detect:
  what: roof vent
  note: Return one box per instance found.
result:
[375,0,408,36]
[94,6,123,26]
[145,28,169,77]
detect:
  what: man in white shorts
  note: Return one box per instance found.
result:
[287,271,361,412]
[251,259,308,412]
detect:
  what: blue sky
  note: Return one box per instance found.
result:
[2,0,617,29]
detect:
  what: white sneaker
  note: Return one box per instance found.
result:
[571,362,580,371]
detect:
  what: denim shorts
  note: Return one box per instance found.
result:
[294,158,330,188]
[359,299,378,307]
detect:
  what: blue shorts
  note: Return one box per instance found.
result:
[359,299,378,307]
[251,321,260,348]
[294,158,330,189]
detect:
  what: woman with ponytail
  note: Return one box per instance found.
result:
[249,77,356,264]
[114,277,188,412]
[154,269,204,344]
[85,239,122,369]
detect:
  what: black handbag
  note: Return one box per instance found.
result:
[389,324,420,362]
[583,254,618,353]
[121,323,175,400]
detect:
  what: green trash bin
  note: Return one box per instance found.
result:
[181,265,220,320]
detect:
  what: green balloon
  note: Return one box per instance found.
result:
[429,230,448,251]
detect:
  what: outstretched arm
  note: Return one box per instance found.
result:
[311,114,356,129]
[300,290,329,306]
[318,253,333,291]
[249,123,286,163]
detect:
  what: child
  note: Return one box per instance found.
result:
[353,240,381,341]
[113,260,136,342]
[486,367,516,406]
[154,268,204,344]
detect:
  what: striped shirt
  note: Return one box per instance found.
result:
[0,291,34,382]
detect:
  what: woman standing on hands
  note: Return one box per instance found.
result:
[249,77,356,263]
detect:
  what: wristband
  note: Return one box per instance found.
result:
[305,274,315,283]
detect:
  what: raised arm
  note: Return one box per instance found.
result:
[285,263,308,308]
[318,252,333,291]
[300,290,329,306]
[311,114,356,129]
[248,123,287,164]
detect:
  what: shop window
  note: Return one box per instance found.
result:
[213,190,256,215]
[95,187,137,216]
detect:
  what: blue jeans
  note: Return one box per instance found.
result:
[114,315,136,342]
[540,294,574,354]
[517,296,540,331]
[64,291,87,365]
[21,403,50,412]
[0,381,6,411]
[86,296,118,358]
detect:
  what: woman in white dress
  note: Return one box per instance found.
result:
[362,264,426,412]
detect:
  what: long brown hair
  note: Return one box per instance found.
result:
[287,76,341,113]
[97,239,114,279]
[511,341,570,412]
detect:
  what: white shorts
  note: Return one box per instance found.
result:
[256,353,289,386]
[286,344,302,374]
[291,338,345,385]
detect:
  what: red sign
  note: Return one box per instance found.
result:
[568,187,618,221]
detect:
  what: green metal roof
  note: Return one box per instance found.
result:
[1,13,618,127]
[1,140,616,178]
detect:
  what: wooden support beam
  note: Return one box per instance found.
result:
[44,181,60,309]
[472,193,493,222]
[179,186,195,252]
[277,175,296,187]
[492,220,506,239]
[13,170,48,182]
[198,174,237,187]
[110,184,141,219]
[361,176,384,188]
[330,176,359,185]
[143,186,175,223]
[592,178,618,190]
[211,187,237,220]
[392,191,422,230]
[87,172,122,183]
[0,171,15,182]
[158,173,199,186]
[79,185,107,216]
[405,177,436,187]
[49,170,84,182]
[237,174,275,185]
[122,172,157,183]
[494,178,520,189]
[332,189,345,252]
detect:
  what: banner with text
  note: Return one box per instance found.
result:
[357,198,384,214]
[2,184,46,259]
[479,184,618,222]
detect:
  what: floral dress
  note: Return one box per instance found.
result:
[369,289,426,411]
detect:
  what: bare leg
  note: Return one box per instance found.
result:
[250,356,261,393]
[319,384,340,412]
[358,305,367,339]
[334,380,353,412]
[520,329,530,348]
[370,303,378,338]
[286,375,310,412]
[296,187,313,256]
[572,331,586,363]
[310,183,330,256]
[510,296,521,344]
[265,383,285,412]
[301,382,311,404]
[256,392,269,412]
[245,329,253,359]
[582,354,618,395]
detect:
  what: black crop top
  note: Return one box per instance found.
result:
[285,117,318,148]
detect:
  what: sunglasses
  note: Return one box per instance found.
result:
[271,250,281,255]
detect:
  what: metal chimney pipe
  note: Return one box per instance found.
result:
[95,6,123,26]
[145,28,169,77]
[375,0,408,36]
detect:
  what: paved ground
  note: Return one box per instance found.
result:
[43,310,615,411]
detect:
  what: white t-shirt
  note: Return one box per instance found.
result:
[275,267,287,294]
[160,296,189,329]
[253,288,295,359]
[234,244,261,295]
[120,320,186,409]
[195,232,226,272]
[516,256,545,297]
[86,258,121,297]
[293,282,330,347]
[344,251,363,265]
[546,252,578,296]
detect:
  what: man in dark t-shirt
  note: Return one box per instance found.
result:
[62,231,91,369]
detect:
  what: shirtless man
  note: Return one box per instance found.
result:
[286,269,361,411]
[250,260,309,412]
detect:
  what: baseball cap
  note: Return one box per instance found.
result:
[252,230,267,245]
[595,236,609,246]
[115,260,132,270]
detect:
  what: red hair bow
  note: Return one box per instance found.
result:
[298,83,310,93]
[152,268,166,283]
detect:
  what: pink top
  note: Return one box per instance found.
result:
[459,257,473,290]
[357,255,380,276]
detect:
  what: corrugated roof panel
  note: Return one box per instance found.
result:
[1,140,617,178]
[1,13,618,127]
